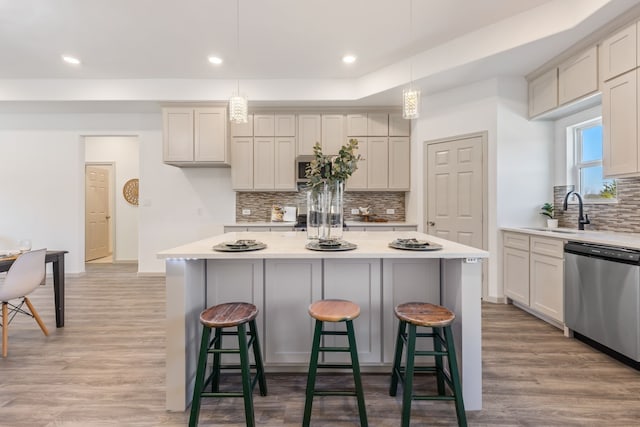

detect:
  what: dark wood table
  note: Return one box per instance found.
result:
[0,250,68,327]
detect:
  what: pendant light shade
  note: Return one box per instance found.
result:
[229,0,248,124]
[229,94,248,124]
[402,88,420,120]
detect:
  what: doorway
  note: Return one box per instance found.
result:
[424,132,488,297]
[85,164,114,262]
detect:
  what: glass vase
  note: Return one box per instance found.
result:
[307,181,344,241]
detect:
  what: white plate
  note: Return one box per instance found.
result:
[0,250,20,257]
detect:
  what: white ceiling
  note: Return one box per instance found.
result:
[0,0,638,109]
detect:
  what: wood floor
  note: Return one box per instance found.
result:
[1,263,640,426]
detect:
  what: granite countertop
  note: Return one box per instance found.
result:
[502,226,640,250]
[158,231,488,260]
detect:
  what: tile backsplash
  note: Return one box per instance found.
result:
[554,177,640,233]
[236,189,406,222]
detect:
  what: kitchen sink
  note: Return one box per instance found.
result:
[523,227,579,234]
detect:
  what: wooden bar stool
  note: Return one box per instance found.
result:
[303,299,368,427]
[189,302,267,427]
[389,302,467,427]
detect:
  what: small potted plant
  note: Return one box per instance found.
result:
[540,202,558,228]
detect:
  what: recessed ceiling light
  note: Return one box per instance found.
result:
[208,56,223,65]
[342,55,357,64]
[62,55,81,65]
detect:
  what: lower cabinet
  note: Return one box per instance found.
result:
[502,232,564,324]
[264,259,322,364]
[207,257,442,365]
[323,259,382,364]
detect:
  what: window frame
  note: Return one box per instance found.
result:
[568,117,617,204]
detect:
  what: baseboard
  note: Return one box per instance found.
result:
[482,295,506,304]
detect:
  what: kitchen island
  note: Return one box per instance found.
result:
[158,231,488,412]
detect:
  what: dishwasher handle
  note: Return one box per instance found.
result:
[564,241,640,265]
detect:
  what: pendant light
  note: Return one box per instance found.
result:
[229,0,248,124]
[402,0,420,120]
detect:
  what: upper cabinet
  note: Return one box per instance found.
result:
[346,136,410,191]
[275,114,296,136]
[230,114,254,137]
[600,22,637,82]
[558,46,598,105]
[163,107,229,167]
[298,114,321,155]
[367,113,388,136]
[602,69,638,177]
[528,68,558,118]
[321,114,346,155]
[389,113,410,137]
[347,114,368,136]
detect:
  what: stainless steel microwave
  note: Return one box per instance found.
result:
[296,155,315,183]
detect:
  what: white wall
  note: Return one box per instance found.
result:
[408,77,554,300]
[85,136,139,261]
[0,112,236,274]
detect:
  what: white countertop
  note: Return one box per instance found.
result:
[226,221,418,227]
[502,226,640,250]
[158,231,488,260]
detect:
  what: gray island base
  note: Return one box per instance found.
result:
[158,231,488,412]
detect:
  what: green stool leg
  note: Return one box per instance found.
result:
[346,319,368,427]
[389,320,407,396]
[189,325,212,427]
[302,319,323,427]
[211,327,222,392]
[237,323,255,427]
[401,323,417,427]
[433,327,446,396]
[249,319,268,396]
[444,325,467,427]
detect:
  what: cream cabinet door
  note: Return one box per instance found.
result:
[274,137,296,190]
[194,107,228,163]
[323,259,382,364]
[275,114,296,136]
[298,114,321,155]
[346,137,368,190]
[230,114,253,137]
[231,137,254,190]
[603,70,638,177]
[264,259,322,364]
[367,137,389,190]
[558,46,598,105]
[530,253,564,322]
[347,114,368,136]
[382,259,440,363]
[503,246,530,305]
[321,114,345,155]
[163,108,194,162]
[367,113,388,136]
[254,114,275,136]
[389,112,410,136]
[388,137,410,190]
[253,137,275,190]
[600,22,637,82]
[528,68,558,118]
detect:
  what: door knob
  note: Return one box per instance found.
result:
[428,221,435,226]
[106,215,111,220]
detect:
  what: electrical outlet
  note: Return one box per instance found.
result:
[242,209,251,215]
[386,208,395,214]
[351,208,359,214]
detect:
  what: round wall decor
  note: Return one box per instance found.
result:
[123,178,139,206]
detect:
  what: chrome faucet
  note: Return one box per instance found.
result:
[562,190,590,230]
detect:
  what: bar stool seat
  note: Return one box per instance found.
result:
[303,299,368,427]
[390,302,467,427]
[189,302,267,427]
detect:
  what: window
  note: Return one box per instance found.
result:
[571,118,616,201]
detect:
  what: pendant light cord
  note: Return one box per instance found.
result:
[236,0,240,95]
[409,0,413,90]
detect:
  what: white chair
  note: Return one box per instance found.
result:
[0,248,48,357]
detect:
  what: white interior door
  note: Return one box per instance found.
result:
[85,165,111,261]
[426,135,484,249]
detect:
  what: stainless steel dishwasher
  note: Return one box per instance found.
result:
[564,242,640,362]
